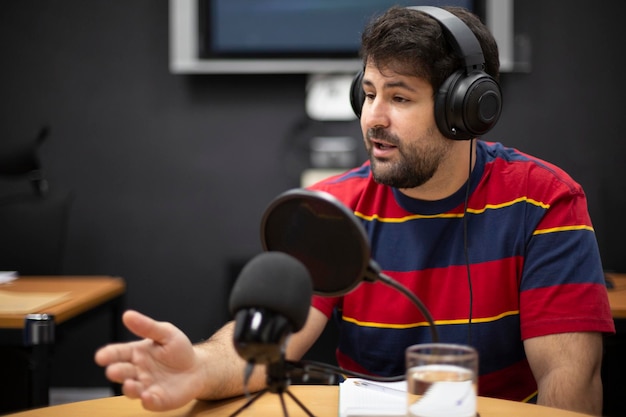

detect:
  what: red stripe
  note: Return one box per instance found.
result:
[479,359,537,401]
[335,257,522,325]
[520,282,614,339]
[336,350,378,377]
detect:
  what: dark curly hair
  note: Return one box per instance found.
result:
[360,6,500,93]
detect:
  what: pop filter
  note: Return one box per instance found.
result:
[260,188,376,296]
[260,188,439,343]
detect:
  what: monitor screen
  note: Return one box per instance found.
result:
[201,0,476,58]
[169,0,492,74]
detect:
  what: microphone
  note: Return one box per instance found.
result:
[229,251,313,365]
[228,252,319,417]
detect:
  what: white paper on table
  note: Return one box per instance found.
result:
[338,378,407,417]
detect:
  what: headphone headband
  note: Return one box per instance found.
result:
[407,6,485,70]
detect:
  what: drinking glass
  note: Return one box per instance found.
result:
[406,343,478,417]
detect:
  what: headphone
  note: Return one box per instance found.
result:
[349,6,502,140]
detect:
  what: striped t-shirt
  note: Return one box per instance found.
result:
[309,140,614,402]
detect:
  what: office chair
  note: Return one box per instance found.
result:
[0,126,73,275]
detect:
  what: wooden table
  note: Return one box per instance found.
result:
[2,385,594,417]
[605,273,626,319]
[1,274,619,416]
[0,276,126,410]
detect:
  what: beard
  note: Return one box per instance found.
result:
[366,126,453,189]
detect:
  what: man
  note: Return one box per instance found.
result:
[95,6,614,415]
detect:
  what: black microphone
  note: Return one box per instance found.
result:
[229,251,313,366]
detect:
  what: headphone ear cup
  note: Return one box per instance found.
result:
[460,73,502,136]
[350,70,365,119]
[435,70,465,140]
[436,70,502,140]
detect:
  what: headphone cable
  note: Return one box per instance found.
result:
[463,139,474,346]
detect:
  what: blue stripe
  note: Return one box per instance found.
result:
[522,229,604,290]
[336,314,524,377]
[331,164,370,183]
[362,201,544,271]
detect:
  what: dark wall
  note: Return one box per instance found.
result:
[1,0,625,389]
[493,1,626,275]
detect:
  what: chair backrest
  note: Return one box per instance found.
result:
[0,126,72,275]
[0,191,73,275]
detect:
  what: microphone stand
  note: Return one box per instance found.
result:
[230,354,409,417]
[229,355,317,417]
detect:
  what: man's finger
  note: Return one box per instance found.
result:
[105,362,139,383]
[122,379,144,399]
[95,342,134,366]
[122,310,175,345]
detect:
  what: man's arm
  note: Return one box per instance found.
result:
[95,307,328,411]
[524,331,604,415]
[196,306,329,400]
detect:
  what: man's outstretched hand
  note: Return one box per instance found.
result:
[94,310,206,411]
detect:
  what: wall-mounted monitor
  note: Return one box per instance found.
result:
[169,0,515,74]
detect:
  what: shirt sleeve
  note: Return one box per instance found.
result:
[519,167,615,339]
[311,294,341,318]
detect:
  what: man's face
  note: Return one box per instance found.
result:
[360,63,453,190]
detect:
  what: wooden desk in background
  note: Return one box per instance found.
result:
[3,385,594,417]
[605,273,626,319]
[0,276,126,411]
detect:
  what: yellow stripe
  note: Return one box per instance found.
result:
[533,224,594,235]
[354,196,549,223]
[466,197,549,214]
[354,211,461,222]
[341,310,520,329]
[521,391,538,403]
[444,310,520,325]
